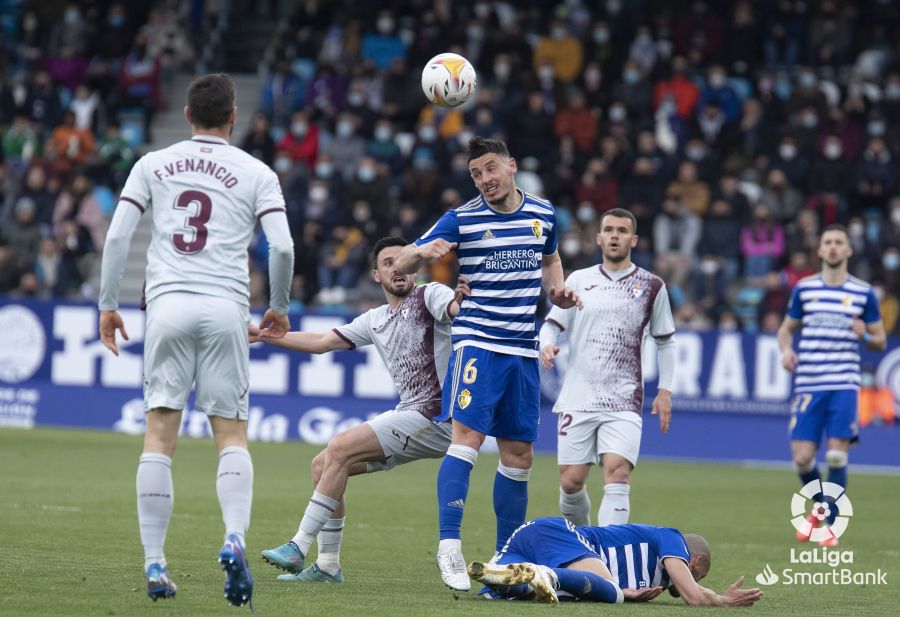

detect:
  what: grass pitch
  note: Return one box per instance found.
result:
[2,427,898,616]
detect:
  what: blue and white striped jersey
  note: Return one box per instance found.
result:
[578,524,690,590]
[787,274,881,393]
[415,189,558,358]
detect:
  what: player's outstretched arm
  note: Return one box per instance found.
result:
[777,317,801,371]
[665,559,763,608]
[542,252,583,309]
[396,240,456,274]
[249,326,352,354]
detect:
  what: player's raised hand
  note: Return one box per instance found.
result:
[548,286,583,309]
[540,344,560,369]
[652,389,672,433]
[782,348,798,372]
[722,576,763,607]
[258,308,290,339]
[416,239,457,261]
[454,275,471,305]
[623,586,664,602]
[851,318,867,338]
[99,310,129,356]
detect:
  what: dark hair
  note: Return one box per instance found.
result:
[370,236,408,268]
[822,223,849,239]
[466,136,510,164]
[186,73,236,129]
[600,207,638,233]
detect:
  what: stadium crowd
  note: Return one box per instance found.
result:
[243,0,900,335]
[2,0,900,337]
[0,2,192,299]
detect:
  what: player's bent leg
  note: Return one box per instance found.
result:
[599,453,633,526]
[138,408,182,599]
[557,557,624,604]
[559,464,592,526]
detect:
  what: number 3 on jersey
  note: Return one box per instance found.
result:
[172,190,212,254]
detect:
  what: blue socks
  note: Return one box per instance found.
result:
[493,463,531,552]
[552,568,623,604]
[437,445,478,540]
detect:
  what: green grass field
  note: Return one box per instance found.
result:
[2,428,898,616]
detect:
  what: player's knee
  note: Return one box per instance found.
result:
[311,452,326,484]
[560,474,585,494]
[325,432,359,467]
[793,454,815,471]
[826,449,848,468]
[506,449,533,469]
[605,465,631,485]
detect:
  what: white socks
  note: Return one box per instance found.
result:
[316,516,345,575]
[137,453,174,572]
[560,487,591,526]
[292,491,340,556]
[216,446,254,543]
[597,483,630,526]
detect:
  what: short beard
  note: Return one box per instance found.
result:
[384,279,413,297]
[824,258,846,269]
[604,251,627,263]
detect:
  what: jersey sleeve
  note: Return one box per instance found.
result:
[654,527,691,564]
[414,210,459,245]
[424,282,456,324]
[863,287,882,324]
[118,156,151,212]
[786,285,804,320]
[649,284,676,339]
[543,209,559,255]
[333,311,374,349]
[254,167,287,218]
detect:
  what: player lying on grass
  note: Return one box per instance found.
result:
[251,237,465,583]
[468,517,763,608]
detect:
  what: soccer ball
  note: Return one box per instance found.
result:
[421,53,477,107]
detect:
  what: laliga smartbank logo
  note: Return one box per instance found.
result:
[754,481,887,587]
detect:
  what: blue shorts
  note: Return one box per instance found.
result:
[439,346,540,441]
[789,389,859,444]
[497,518,599,568]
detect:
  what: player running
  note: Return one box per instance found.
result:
[98,74,294,606]
[539,208,675,527]
[396,137,581,592]
[256,237,464,583]
[777,225,886,545]
[468,517,763,608]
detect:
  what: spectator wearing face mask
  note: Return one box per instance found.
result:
[698,65,741,123]
[740,204,784,278]
[697,198,743,289]
[879,247,900,294]
[533,20,584,83]
[759,168,803,222]
[361,10,406,70]
[878,197,900,255]
[854,137,895,213]
[770,135,810,191]
[653,56,700,120]
[277,110,320,168]
[807,135,853,222]
[344,157,393,226]
[612,60,653,124]
[666,160,710,216]
[365,119,404,176]
[323,112,365,176]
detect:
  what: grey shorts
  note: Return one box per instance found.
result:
[365,408,452,472]
[143,292,250,419]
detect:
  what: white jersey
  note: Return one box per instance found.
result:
[118,134,286,308]
[334,283,455,420]
[546,265,675,414]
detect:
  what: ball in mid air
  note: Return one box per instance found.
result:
[421,52,477,108]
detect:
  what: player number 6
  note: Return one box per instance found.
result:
[462,358,478,384]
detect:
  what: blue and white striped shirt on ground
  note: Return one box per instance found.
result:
[787,274,881,393]
[415,189,558,358]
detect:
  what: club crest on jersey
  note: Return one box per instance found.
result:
[531,220,542,238]
[842,295,853,306]
[482,229,495,240]
[632,283,644,298]
[458,388,472,409]
[401,305,410,319]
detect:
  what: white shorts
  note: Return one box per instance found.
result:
[365,408,452,472]
[143,292,250,419]
[556,411,642,467]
